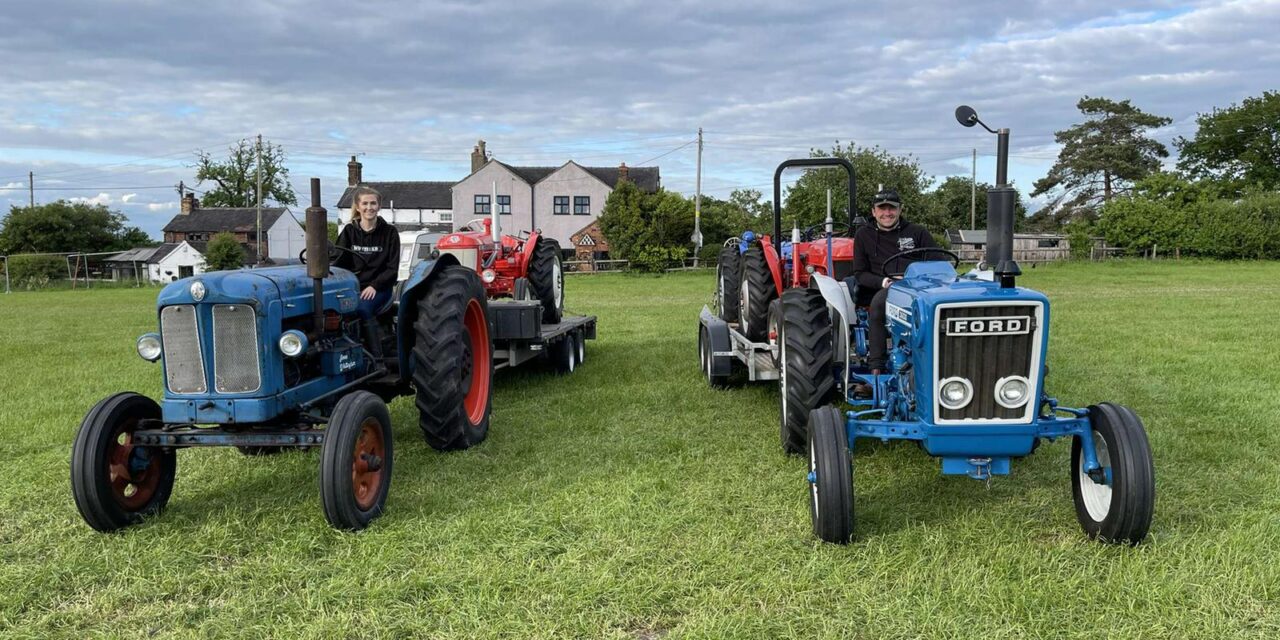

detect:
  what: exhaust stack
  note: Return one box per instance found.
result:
[304,178,328,334]
[956,106,1021,288]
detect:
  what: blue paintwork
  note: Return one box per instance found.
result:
[836,261,1103,480]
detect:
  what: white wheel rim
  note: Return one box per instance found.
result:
[740,278,751,334]
[1079,430,1113,522]
[779,321,788,423]
[809,438,820,519]
[718,274,727,314]
[577,334,585,363]
[553,260,563,310]
[566,339,575,372]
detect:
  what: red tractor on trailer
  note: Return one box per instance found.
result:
[435,216,564,324]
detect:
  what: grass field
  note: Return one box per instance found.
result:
[2,260,1279,638]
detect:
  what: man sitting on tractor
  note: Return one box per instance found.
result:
[851,188,938,375]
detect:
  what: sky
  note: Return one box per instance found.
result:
[0,0,1276,240]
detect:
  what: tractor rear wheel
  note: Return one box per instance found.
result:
[320,391,392,530]
[716,244,741,323]
[71,392,176,532]
[1072,403,1155,545]
[412,265,493,451]
[528,238,564,324]
[808,405,853,544]
[778,288,835,456]
[739,243,775,341]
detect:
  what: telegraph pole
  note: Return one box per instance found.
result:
[29,172,34,207]
[692,127,703,267]
[970,148,976,230]
[255,134,264,264]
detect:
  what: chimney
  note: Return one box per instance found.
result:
[347,155,362,187]
[181,192,196,215]
[618,162,629,183]
[471,140,487,174]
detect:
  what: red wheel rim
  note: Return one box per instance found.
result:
[106,418,161,510]
[462,297,491,426]
[352,417,386,511]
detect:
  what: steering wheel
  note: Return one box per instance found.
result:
[800,221,855,241]
[882,247,960,277]
[299,244,369,271]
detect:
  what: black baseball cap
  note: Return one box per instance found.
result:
[873,189,901,206]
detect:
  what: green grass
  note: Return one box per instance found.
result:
[2,261,1279,638]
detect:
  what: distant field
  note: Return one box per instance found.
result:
[1,260,1278,638]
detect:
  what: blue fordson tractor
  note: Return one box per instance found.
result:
[71,179,493,531]
[781,107,1155,545]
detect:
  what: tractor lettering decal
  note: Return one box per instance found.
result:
[897,237,915,250]
[946,316,1030,336]
[886,302,912,326]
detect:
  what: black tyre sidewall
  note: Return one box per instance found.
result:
[779,288,835,456]
[739,243,776,341]
[809,406,853,544]
[716,245,742,323]
[320,391,393,530]
[529,238,564,324]
[71,392,175,532]
[412,265,493,451]
[1071,402,1155,545]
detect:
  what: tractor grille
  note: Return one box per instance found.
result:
[437,248,478,269]
[161,305,206,394]
[935,303,1041,423]
[212,304,261,393]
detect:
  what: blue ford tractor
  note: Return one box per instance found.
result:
[71,179,493,531]
[781,107,1155,545]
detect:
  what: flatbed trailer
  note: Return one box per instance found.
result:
[489,299,596,371]
[697,305,777,386]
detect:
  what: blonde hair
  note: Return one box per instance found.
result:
[348,186,381,222]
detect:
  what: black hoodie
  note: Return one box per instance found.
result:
[335,216,400,292]
[851,216,938,298]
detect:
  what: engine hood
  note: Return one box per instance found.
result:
[157,266,360,314]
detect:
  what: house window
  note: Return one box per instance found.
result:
[497,195,511,215]
[474,195,490,214]
[1037,239,1060,248]
[553,196,569,215]
[439,211,453,223]
[573,196,590,215]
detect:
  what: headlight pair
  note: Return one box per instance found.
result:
[938,375,1031,410]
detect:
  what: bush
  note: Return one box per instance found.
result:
[629,246,687,273]
[204,232,245,271]
[5,254,66,283]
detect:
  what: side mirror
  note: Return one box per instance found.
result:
[955,105,978,128]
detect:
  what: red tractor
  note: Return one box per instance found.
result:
[716,158,859,342]
[435,217,564,324]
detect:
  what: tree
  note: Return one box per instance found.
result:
[784,143,934,232]
[0,201,154,254]
[1176,91,1280,194]
[192,138,297,208]
[1031,96,1172,219]
[203,232,245,271]
[926,176,1028,232]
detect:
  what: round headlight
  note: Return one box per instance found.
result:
[278,330,308,358]
[995,376,1031,409]
[481,269,497,283]
[938,376,973,410]
[136,333,162,362]
[189,280,206,301]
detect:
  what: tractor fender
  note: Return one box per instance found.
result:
[395,253,462,381]
[810,273,855,392]
[698,306,733,379]
[760,240,785,296]
[519,230,543,269]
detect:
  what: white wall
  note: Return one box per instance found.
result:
[532,162,612,249]
[267,214,307,261]
[336,208,453,229]
[451,162,534,236]
[150,242,207,282]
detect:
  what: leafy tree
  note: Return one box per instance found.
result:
[203,232,246,271]
[192,138,298,208]
[926,176,1028,232]
[784,143,934,233]
[328,221,340,244]
[1176,91,1280,194]
[598,181,694,260]
[598,179,647,259]
[1031,96,1172,219]
[0,201,153,254]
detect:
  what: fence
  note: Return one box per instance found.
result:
[1,251,159,292]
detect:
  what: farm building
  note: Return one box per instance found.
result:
[162,195,305,263]
[569,220,610,270]
[335,157,454,233]
[946,229,1070,263]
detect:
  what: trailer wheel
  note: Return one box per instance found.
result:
[699,326,730,389]
[778,288,835,456]
[809,405,853,544]
[553,334,576,375]
[1072,403,1155,545]
[529,238,564,324]
[413,265,493,451]
[716,244,741,323]
[320,391,392,531]
[71,392,176,532]
[739,243,775,341]
[574,329,586,365]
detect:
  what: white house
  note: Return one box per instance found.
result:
[147,241,208,283]
[162,194,305,262]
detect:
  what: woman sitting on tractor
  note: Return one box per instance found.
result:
[336,186,400,355]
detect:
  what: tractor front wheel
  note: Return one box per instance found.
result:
[808,405,853,544]
[320,391,392,530]
[716,244,741,323]
[71,392,176,532]
[778,288,835,456]
[739,243,775,341]
[528,238,564,324]
[412,265,493,451]
[1071,403,1155,545]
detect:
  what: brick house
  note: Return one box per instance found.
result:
[335,157,454,233]
[569,220,610,269]
[162,193,305,262]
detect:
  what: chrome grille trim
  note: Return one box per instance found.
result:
[161,305,206,394]
[932,301,1043,425]
[212,304,261,393]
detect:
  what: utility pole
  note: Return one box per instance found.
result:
[970,148,976,230]
[255,134,264,264]
[691,127,703,267]
[29,171,34,207]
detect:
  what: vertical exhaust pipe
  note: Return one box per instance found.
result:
[305,178,328,334]
[957,107,1021,289]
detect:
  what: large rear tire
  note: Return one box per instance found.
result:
[779,288,835,456]
[412,265,493,451]
[1072,403,1155,545]
[528,238,564,324]
[71,392,176,532]
[716,244,741,323]
[809,406,854,544]
[739,243,776,341]
[320,391,392,531]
